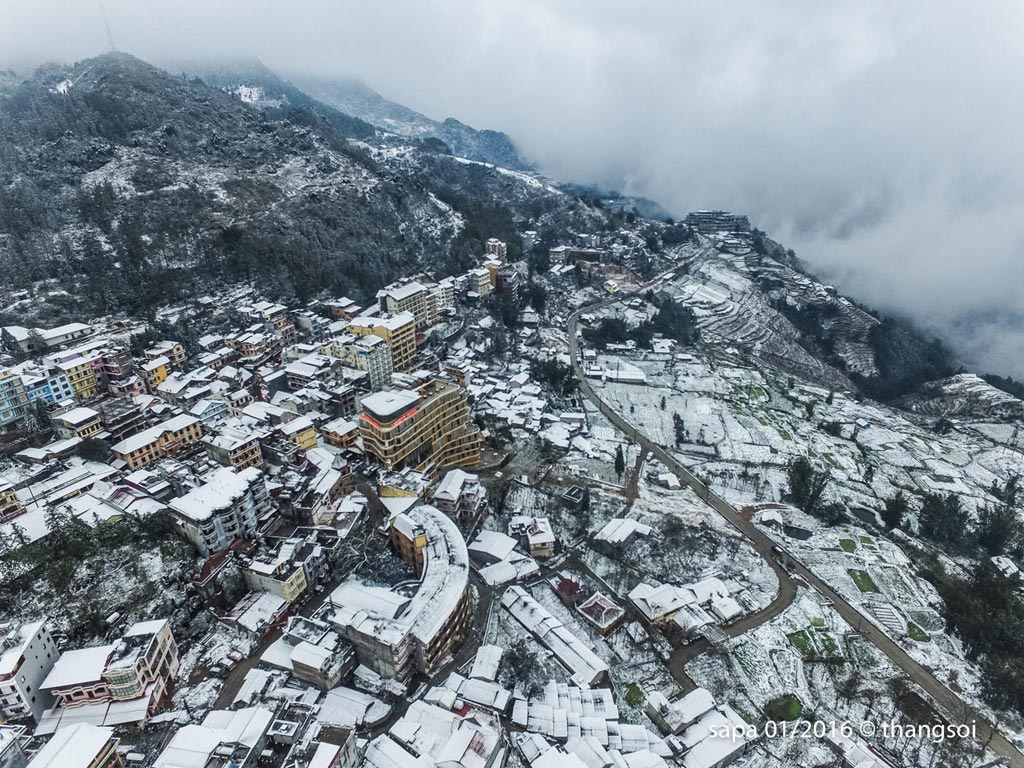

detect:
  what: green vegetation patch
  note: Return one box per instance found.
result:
[839,539,857,554]
[624,683,645,708]
[787,630,813,656]
[816,631,841,656]
[848,569,880,593]
[764,693,803,722]
[907,622,930,642]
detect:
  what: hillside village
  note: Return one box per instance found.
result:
[1,198,1022,768]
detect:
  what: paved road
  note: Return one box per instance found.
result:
[567,302,1024,767]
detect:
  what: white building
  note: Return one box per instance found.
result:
[0,620,60,722]
[169,467,271,556]
[502,587,608,686]
[154,708,274,768]
[432,469,486,524]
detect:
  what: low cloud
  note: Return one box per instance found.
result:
[2,0,1022,374]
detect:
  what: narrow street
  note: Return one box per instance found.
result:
[566,301,1024,768]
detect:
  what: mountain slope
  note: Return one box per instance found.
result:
[0,53,472,314]
[0,52,621,322]
[293,74,530,170]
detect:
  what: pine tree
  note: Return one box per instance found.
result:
[614,445,625,478]
[882,492,908,530]
[786,457,830,516]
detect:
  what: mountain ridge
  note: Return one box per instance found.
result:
[291,73,530,170]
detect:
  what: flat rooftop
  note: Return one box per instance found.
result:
[361,390,419,421]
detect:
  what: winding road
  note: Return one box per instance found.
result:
[567,300,1024,767]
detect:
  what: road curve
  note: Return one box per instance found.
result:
[566,301,1024,768]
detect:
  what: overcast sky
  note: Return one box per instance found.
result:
[3,0,1023,375]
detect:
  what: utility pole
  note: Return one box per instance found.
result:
[98,0,117,52]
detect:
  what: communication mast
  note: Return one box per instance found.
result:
[98,0,117,52]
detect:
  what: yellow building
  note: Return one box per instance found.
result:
[390,514,428,572]
[359,377,480,477]
[142,356,170,392]
[203,427,264,470]
[59,359,99,400]
[468,267,493,297]
[376,281,438,330]
[279,416,317,451]
[245,560,308,603]
[110,414,204,470]
[0,481,24,523]
[348,312,416,372]
[52,407,103,440]
[144,341,186,366]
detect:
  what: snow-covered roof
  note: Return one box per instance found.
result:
[26,724,113,768]
[433,468,477,501]
[169,467,262,522]
[502,586,608,686]
[468,530,518,562]
[594,518,653,545]
[469,644,504,682]
[110,414,199,455]
[361,389,419,420]
[0,620,46,676]
[41,645,116,690]
[54,407,100,426]
[154,708,274,768]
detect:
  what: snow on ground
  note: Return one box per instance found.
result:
[590,350,1024,523]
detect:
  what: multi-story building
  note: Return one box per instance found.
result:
[168,467,271,556]
[0,620,61,723]
[376,281,437,330]
[1,323,92,355]
[431,279,456,315]
[317,504,469,682]
[485,238,507,260]
[358,377,481,477]
[278,416,317,452]
[25,724,121,768]
[324,297,360,320]
[203,425,265,470]
[321,417,358,451]
[98,401,146,443]
[56,359,98,401]
[14,365,74,407]
[95,347,135,395]
[348,312,416,372]
[431,469,486,525]
[110,415,204,470]
[319,334,392,391]
[467,267,493,297]
[235,332,281,366]
[0,483,24,524]
[684,210,751,234]
[244,546,309,603]
[39,621,177,718]
[51,407,103,440]
[144,341,186,367]
[265,618,355,691]
[495,264,521,302]
[141,357,170,393]
[98,620,177,708]
[0,371,30,433]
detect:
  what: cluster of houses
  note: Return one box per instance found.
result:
[0,229,775,768]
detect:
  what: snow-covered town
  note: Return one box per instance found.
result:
[2,215,1023,768]
[2,27,1024,768]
